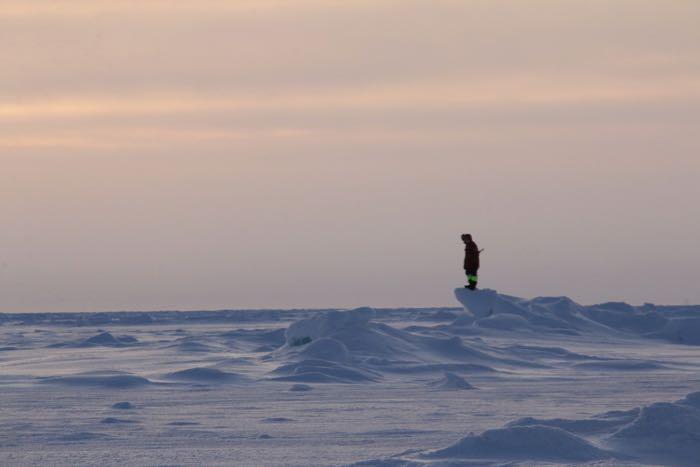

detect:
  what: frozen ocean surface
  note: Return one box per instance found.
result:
[1,289,700,466]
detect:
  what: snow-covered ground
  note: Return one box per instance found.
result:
[1,290,700,466]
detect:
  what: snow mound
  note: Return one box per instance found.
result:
[47,331,139,348]
[453,288,500,318]
[270,359,380,383]
[265,305,551,387]
[79,331,138,347]
[424,425,612,462]
[273,306,535,381]
[40,372,151,388]
[284,307,376,346]
[507,408,640,435]
[428,372,475,390]
[454,289,602,336]
[358,391,700,465]
[112,401,135,410]
[298,337,351,363]
[164,367,248,384]
[274,307,418,373]
[677,391,700,409]
[417,335,493,361]
[608,401,700,461]
[454,288,700,345]
[658,317,700,345]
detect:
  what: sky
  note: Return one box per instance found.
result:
[2,0,699,312]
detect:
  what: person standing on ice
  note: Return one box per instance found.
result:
[461,233,481,290]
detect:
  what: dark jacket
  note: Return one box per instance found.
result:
[464,241,480,271]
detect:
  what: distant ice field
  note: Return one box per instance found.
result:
[1,291,700,466]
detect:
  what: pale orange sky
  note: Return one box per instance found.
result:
[2,0,699,312]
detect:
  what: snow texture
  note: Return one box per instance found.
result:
[1,289,700,465]
[424,425,613,462]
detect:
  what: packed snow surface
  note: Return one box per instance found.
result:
[1,289,700,465]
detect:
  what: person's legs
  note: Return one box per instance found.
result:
[465,269,478,290]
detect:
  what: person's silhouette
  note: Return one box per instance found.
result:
[461,234,481,290]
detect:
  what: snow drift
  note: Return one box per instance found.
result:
[608,396,700,462]
[268,306,542,383]
[358,391,700,465]
[424,425,613,462]
[455,288,700,344]
[427,372,475,390]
